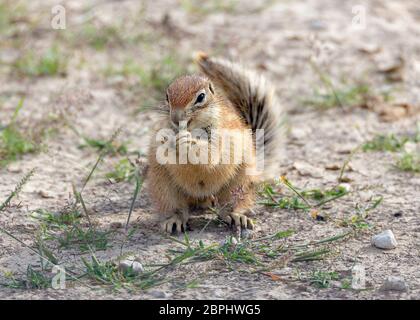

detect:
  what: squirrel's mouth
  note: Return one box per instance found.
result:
[170,118,192,131]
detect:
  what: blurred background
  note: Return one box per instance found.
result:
[0,0,419,160]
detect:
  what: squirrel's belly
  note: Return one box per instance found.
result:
[167,164,237,198]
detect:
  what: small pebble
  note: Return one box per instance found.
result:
[118,257,144,274]
[7,164,22,173]
[325,163,341,171]
[381,276,407,292]
[110,222,123,229]
[38,190,54,199]
[338,183,352,192]
[372,230,397,250]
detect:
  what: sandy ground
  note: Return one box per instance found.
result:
[0,0,419,299]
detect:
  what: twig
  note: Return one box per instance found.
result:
[72,183,93,228]
[125,169,142,230]
[314,191,349,208]
[280,176,312,208]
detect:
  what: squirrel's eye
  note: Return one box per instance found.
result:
[195,93,206,104]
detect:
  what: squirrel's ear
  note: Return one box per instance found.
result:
[208,82,215,94]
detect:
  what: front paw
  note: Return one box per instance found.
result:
[176,131,192,149]
[161,215,189,233]
[221,212,254,231]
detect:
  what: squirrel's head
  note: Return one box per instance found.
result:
[165,74,218,130]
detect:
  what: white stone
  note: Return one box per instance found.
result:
[338,183,352,192]
[372,230,397,249]
[118,257,144,274]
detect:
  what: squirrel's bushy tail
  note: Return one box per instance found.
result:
[195,52,284,178]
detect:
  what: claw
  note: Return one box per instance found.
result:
[224,215,232,225]
[240,215,248,229]
[221,212,254,231]
[162,214,189,234]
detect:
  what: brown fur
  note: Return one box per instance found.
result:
[167,75,208,109]
[146,53,280,233]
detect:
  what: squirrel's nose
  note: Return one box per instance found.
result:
[170,109,186,126]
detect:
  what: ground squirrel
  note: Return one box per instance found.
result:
[146,52,282,233]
